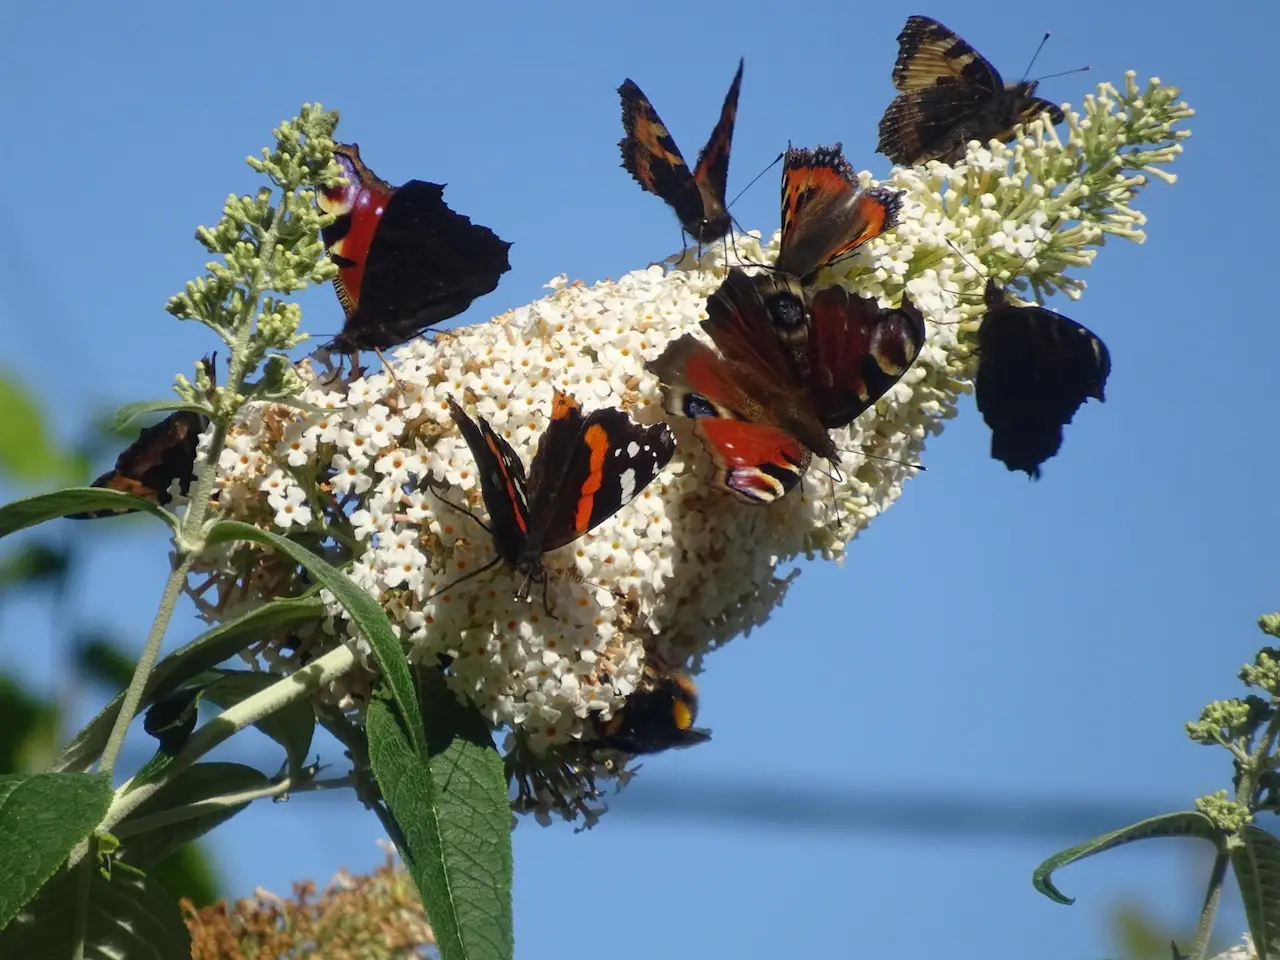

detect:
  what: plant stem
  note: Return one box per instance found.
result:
[96,552,197,777]
[1190,850,1229,960]
[98,643,356,834]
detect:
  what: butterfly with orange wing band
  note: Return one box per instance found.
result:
[646,268,926,505]
[975,279,1110,478]
[618,59,744,244]
[877,16,1065,166]
[317,143,511,353]
[773,144,903,283]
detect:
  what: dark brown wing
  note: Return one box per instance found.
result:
[807,287,927,430]
[891,16,1003,94]
[689,58,745,237]
[877,81,992,165]
[975,285,1111,478]
[523,391,674,554]
[618,80,712,239]
[446,397,531,564]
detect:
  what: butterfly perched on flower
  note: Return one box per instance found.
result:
[877,16,1065,166]
[646,268,926,505]
[618,59,744,244]
[592,659,711,755]
[773,144,903,283]
[317,143,512,353]
[69,357,216,520]
[975,280,1111,478]
[441,391,675,601]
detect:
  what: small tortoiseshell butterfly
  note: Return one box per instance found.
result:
[646,268,926,504]
[975,280,1110,478]
[618,59,744,244]
[774,144,902,282]
[69,357,216,520]
[877,16,1065,166]
[442,391,675,601]
[317,143,511,353]
[593,660,710,755]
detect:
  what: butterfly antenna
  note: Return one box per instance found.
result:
[1031,65,1092,83]
[726,151,783,210]
[423,556,504,603]
[1019,31,1052,82]
[426,482,493,534]
[374,347,405,395]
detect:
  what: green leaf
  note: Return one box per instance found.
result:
[73,634,137,691]
[205,521,423,756]
[0,676,60,774]
[368,669,513,960]
[0,859,190,958]
[1034,811,1223,904]
[0,772,113,931]
[0,373,77,483]
[109,399,211,432]
[203,670,316,774]
[0,542,70,593]
[117,762,271,870]
[1233,824,1280,960]
[51,593,324,773]
[0,489,175,539]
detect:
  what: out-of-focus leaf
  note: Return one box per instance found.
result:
[0,489,175,538]
[0,677,59,774]
[0,543,70,593]
[148,842,221,909]
[1234,824,1280,960]
[0,373,77,483]
[73,633,136,691]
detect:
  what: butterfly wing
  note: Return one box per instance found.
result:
[807,287,928,430]
[446,398,531,563]
[647,334,813,505]
[775,145,902,280]
[975,289,1111,478]
[891,16,1002,93]
[618,79,718,241]
[981,87,1066,146]
[318,143,389,318]
[521,390,674,554]
[688,58,745,240]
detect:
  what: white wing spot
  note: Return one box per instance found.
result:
[627,441,640,457]
[618,468,636,504]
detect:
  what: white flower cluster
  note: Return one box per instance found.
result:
[187,74,1189,818]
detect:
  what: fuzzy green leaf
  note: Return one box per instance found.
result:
[51,593,324,773]
[117,762,271,870]
[0,860,189,958]
[203,670,316,773]
[1233,825,1280,960]
[109,399,211,432]
[0,488,175,538]
[1034,811,1222,904]
[205,521,423,756]
[0,373,77,483]
[368,671,513,960]
[0,772,113,931]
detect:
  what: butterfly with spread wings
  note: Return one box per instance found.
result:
[618,59,744,244]
[877,16,1064,166]
[975,280,1111,478]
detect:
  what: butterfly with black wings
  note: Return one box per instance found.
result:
[618,59,744,244]
[975,279,1111,478]
[877,16,1065,166]
[441,391,675,603]
[317,143,512,353]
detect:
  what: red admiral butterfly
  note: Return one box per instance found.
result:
[975,280,1110,478]
[646,268,926,504]
[317,143,512,353]
[593,661,710,755]
[774,144,903,282]
[69,356,216,520]
[441,391,675,600]
[618,59,744,244]
[877,16,1066,166]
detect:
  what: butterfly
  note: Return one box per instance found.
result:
[877,15,1065,166]
[646,268,926,504]
[773,144,903,283]
[618,59,744,244]
[69,356,216,519]
[441,390,675,601]
[974,280,1111,478]
[592,661,711,755]
[317,142,512,353]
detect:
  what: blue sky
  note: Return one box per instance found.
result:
[1,0,1275,956]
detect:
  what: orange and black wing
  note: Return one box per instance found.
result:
[524,391,674,554]
[775,145,901,281]
[890,15,1002,93]
[446,397,531,565]
[689,58,745,236]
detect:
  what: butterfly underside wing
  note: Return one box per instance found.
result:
[618,59,744,243]
[876,15,1065,166]
[318,143,511,352]
[446,397,531,565]
[975,280,1111,478]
